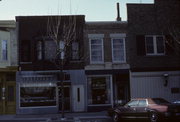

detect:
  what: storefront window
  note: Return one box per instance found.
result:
[88,76,111,105]
[20,87,56,107]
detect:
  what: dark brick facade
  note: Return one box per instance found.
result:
[127,0,180,71]
[16,15,85,71]
[84,21,128,65]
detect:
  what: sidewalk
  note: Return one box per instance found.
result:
[0,111,111,122]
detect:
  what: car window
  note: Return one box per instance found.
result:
[126,100,139,107]
[152,98,170,104]
[138,100,147,107]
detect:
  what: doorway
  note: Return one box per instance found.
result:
[0,78,16,114]
[72,85,85,112]
[58,85,71,112]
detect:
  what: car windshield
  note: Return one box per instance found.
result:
[152,98,170,104]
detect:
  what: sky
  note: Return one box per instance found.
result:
[0,0,154,21]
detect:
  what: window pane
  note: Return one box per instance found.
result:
[72,42,79,60]
[138,100,147,106]
[146,37,154,54]
[20,87,56,107]
[91,39,101,44]
[90,39,103,62]
[44,41,57,60]
[37,41,42,60]
[127,100,138,106]
[88,77,111,104]
[112,39,125,62]
[2,40,8,60]
[156,36,164,53]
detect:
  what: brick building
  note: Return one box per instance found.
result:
[127,0,180,102]
[84,21,130,111]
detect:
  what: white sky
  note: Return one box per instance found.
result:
[0,0,154,21]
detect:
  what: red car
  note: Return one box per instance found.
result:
[108,98,180,122]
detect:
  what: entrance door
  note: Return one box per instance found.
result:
[0,80,16,114]
[58,86,70,111]
[72,85,85,112]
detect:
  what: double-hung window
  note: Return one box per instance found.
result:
[1,40,8,60]
[145,35,165,55]
[72,41,79,60]
[37,41,42,60]
[111,34,126,63]
[89,34,104,64]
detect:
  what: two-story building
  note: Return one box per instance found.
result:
[16,15,86,114]
[127,0,180,102]
[84,20,130,111]
[0,20,18,114]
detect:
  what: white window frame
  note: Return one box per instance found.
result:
[145,35,165,56]
[110,33,126,63]
[88,34,104,64]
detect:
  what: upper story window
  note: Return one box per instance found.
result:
[88,34,104,64]
[111,34,126,63]
[37,41,43,60]
[145,35,165,55]
[59,41,65,59]
[72,41,79,60]
[1,40,8,61]
[44,40,57,60]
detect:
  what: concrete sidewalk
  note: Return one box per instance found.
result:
[0,111,111,122]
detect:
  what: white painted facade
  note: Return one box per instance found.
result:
[130,71,180,102]
[0,21,17,68]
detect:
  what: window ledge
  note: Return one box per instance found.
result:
[70,60,83,63]
[20,62,33,64]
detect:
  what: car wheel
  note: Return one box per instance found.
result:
[149,112,158,122]
[113,113,119,122]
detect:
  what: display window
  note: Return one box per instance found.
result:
[88,76,111,105]
[20,87,56,107]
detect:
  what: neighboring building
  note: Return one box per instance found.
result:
[0,20,18,114]
[127,0,180,102]
[84,21,130,111]
[16,15,86,114]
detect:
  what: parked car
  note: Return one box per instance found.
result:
[108,98,180,122]
[172,100,180,104]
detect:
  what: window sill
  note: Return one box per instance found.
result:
[112,61,126,64]
[145,54,166,57]
[70,60,83,63]
[20,62,33,64]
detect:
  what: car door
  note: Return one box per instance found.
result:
[135,99,149,119]
[122,100,139,119]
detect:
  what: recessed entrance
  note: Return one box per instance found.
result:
[58,85,71,112]
[0,74,16,114]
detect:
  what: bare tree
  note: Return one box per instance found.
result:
[46,15,77,119]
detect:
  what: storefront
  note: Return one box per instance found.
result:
[0,67,17,114]
[87,75,113,111]
[85,69,130,111]
[16,70,86,114]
